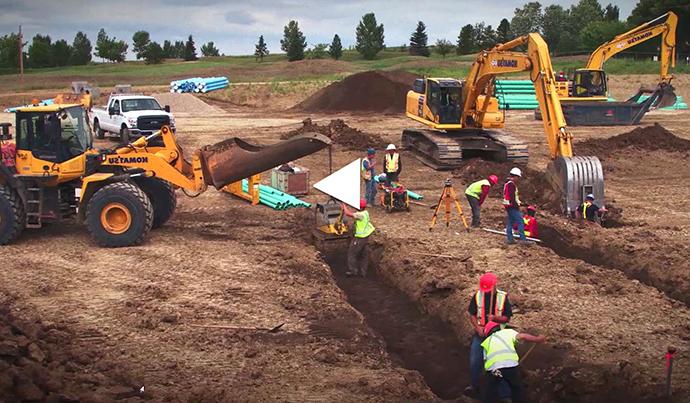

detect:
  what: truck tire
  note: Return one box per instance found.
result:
[0,185,25,245]
[120,126,130,144]
[134,177,176,228]
[85,182,153,247]
[93,120,105,139]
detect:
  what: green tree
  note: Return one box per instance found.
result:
[162,40,173,58]
[604,3,620,21]
[132,30,150,59]
[307,43,329,59]
[479,23,497,49]
[200,41,220,57]
[355,12,385,60]
[142,41,164,64]
[542,5,569,54]
[183,35,197,61]
[563,0,605,52]
[497,18,512,43]
[95,29,127,62]
[0,33,22,68]
[581,20,628,50]
[28,34,52,67]
[434,39,454,58]
[629,0,689,53]
[52,39,72,66]
[457,24,475,54]
[510,1,543,38]
[328,34,343,60]
[71,31,91,65]
[281,20,307,61]
[254,35,269,61]
[173,41,185,58]
[409,21,430,57]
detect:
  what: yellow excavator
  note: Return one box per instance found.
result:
[0,102,330,246]
[403,33,604,214]
[543,12,678,125]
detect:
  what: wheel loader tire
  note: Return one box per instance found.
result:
[134,177,176,229]
[0,185,25,245]
[85,182,153,247]
[120,126,130,144]
[94,120,105,139]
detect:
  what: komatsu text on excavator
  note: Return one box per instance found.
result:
[403,33,604,214]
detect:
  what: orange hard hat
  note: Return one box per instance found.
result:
[360,198,367,210]
[484,321,501,336]
[488,175,498,185]
[479,272,497,292]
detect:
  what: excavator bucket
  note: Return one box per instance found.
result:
[546,156,605,215]
[199,132,331,189]
[652,82,677,109]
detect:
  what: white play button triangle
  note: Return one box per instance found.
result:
[313,159,361,208]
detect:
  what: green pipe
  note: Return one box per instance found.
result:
[407,190,424,200]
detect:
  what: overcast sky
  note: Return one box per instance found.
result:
[0,0,638,57]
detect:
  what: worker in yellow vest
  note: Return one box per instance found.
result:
[481,321,546,403]
[576,193,607,223]
[383,144,401,186]
[361,148,377,206]
[465,272,513,398]
[465,175,499,227]
[342,199,375,277]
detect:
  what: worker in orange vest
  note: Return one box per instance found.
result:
[465,272,513,398]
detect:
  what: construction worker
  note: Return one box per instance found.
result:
[383,143,401,186]
[513,205,538,238]
[465,175,499,227]
[577,193,607,223]
[503,167,526,244]
[465,272,513,398]
[342,199,375,277]
[362,148,377,206]
[481,321,547,403]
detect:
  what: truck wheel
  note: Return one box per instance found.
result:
[0,185,25,245]
[120,126,130,143]
[85,182,153,247]
[134,177,176,228]
[93,120,105,139]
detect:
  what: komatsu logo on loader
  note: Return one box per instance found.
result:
[107,156,149,164]
[491,59,518,68]
[627,31,652,45]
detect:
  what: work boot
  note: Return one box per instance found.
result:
[505,239,515,245]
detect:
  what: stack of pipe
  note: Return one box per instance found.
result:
[495,80,539,110]
[241,180,311,210]
[169,77,229,93]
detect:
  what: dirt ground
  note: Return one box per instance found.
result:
[2,72,690,402]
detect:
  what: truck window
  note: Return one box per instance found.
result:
[113,100,120,112]
[121,98,162,112]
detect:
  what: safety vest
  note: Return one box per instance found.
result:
[582,202,592,219]
[354,210,375,238]
[385,153,399,173]
[502,180,521,208]
[465,179,490,199]
[481,328,519,371]
[361,157,373,180]
[523,216,532,237]
[475,289,507,326]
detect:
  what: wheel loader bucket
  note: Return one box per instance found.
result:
[546,156,604,215]
[199,132,331,189]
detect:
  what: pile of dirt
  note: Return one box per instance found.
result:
[152,92,223,114]
[576,123,690,158]
[0,303,136,401]
[452,159,562,213]
[282,118,387,150]
[294,70,419,113]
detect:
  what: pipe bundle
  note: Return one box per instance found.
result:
[169,76,229,93]
[241,180,311,210]
[495,80,539,110]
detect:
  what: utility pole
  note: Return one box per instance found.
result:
[18,25,24,93]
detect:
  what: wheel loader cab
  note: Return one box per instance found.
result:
[427,79,462,124]
[571,69,607,98]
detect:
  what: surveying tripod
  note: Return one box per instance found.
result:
[429,178,470,232]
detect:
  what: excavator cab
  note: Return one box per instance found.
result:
[571,69,608,98]
[427,79,462,124]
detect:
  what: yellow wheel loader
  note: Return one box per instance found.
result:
[403,33,604,214]
[0,103,330,247]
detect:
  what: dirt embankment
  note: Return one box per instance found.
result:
[576,123,690,158]
[294,70,419,114]
[282,118,387,150]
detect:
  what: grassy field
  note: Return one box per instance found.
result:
[0,48,686,93]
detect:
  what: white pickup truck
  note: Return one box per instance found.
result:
[91,95,175,143]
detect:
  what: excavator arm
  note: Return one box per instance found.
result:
[585,12,677,82]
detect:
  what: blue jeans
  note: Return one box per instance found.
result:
[470,334,511,397]
[364,179,377,205]
[506,208,526,242]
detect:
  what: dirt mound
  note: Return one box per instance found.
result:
[576,123,690,158]
[282,118,387,150]
[0,303,135,401]
[152,92,223,114]
[295,70,419,113]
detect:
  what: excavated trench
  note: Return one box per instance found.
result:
[321,251,467,400]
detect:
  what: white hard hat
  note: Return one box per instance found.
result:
[509,167,522,177]
[386,144,396,151]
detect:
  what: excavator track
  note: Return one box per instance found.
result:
[401,128,528,170]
